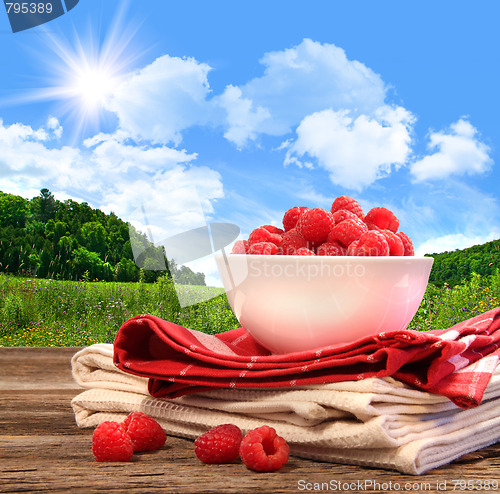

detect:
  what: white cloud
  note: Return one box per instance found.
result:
[103,39,390,149]
[85,132,197,174]
[284,105,414,190]
[217,85,271,148]
[216,38,387,146]
[416,231,500,256]
[106,54,213,145]
[98,165,224,241]
[410,118,492,181]
[0,116,62,146]
[47,116,63,138]
[102,38,406,161]
[77,131,224,242]
[0,117,82,190]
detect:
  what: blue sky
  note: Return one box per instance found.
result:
[0,1,499,285]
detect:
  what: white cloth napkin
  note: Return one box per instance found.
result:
[71,344,500,475]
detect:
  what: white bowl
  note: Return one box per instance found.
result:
[215,253,434,354]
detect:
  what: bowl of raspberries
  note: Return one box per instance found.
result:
[215,196,433,354]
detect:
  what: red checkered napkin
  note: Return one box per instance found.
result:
[113,307,500,409]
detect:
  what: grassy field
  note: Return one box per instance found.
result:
[0,273,238,346]
[0,270,499,347]
[407,271,500,332]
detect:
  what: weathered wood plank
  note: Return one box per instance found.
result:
[0,347,82,389]
[1,347,500,493]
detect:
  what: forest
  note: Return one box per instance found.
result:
[0,189,206,285]
[426,238,500,287]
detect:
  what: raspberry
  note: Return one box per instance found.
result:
[283,206,310,232]
[347,240,360,256]
[381,230,404,256]
[316,241,346,256]
[237,197,415,258]
[260,224,285,235]
[92,422,133,462]
[239,426,290,472]
[194,424,243,464]
[296,208,335,244]
[364,207,399,233]
[123,412,166,452]
[397,232,415,256]
[329,218,368,247]
[331,196,364,220]
[248,227,282,246]
[278,228,309,255]
[295,247,315,256]
[356,231,390,256]
[248,242,278,255]
[332,209,364,226]
[231,240,248,254]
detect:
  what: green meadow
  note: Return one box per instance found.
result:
[0,273,238,346]
[0,270,499,347]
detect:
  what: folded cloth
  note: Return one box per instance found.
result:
[113,307,500,408]
[72,343,500,475]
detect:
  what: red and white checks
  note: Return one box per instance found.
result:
[113,307,500,409]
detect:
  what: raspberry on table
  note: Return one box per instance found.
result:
[397,232,415,256]
[92,421,133,462]
[330,196,364,220]
[329,218,368,247]
[381,230,404,256]
[248,242,278,255]
[239,426,290,472]
[296,208,335,244]
[231,240,249,254]
[364,207,399,233]
[248,227,282,246]
[356,230,390,256]
[123,412,166,452]
[283,206,310,232]
[316,241,346,256]
[194,424,243,464]
[278,228,309,255]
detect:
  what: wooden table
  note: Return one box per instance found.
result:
[2,348,500,494]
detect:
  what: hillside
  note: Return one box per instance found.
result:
[0,189,205,285]
[426,238,500,287]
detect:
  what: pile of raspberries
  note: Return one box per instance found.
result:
[232,195,414,257]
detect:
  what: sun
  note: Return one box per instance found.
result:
[46,16,143,139]
[70,65,119,108]
[5,4,148,142]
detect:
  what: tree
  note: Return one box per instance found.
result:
[31,188,57,223]
[115,258,139,282]
[81,221,107,258]
[73,247,106,280]
[0,193,28,228]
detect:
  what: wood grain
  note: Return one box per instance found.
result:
[1,347,500,493]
